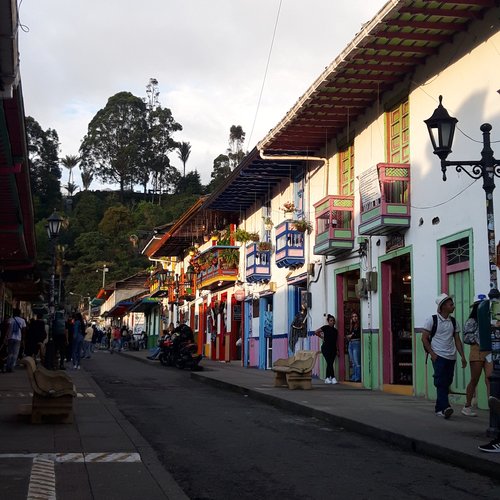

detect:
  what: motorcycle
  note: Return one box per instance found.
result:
[159,326,203,371]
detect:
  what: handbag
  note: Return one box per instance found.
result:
[463,318,478,345]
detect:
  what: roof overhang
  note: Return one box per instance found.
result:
[0,0,35,273]
[258,0,496,154]
[202,148,305,212]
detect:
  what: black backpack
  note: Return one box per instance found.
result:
[424,314,457,362]
[52,313,66,337]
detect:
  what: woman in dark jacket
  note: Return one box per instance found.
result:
[315,314,338,384]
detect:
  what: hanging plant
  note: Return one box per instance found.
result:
[257,241,272,252]
[248,232,260,242]
[292,218,313,234]
[262,216,274,230]
[233,228,251,243]
[282,201,296,213]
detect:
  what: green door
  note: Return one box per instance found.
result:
[447,269,470,395]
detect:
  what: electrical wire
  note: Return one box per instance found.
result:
[411,178,479,209]
[246,0,283,149]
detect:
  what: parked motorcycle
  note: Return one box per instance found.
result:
[159,325,203,371]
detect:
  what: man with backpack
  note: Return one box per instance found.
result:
[422,293,467,419]
[4,308,27,372]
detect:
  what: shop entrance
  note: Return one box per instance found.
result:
[336,269,360,382]
[381,252,413,388]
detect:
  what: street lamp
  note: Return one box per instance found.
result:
[44,209,64,369]
[425,96,500,435]
[96,265,109,289]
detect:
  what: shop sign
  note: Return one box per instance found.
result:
[386,233,405,253]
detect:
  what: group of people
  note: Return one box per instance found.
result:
[0,309,107,372]
[312,292,499,453]
[421,293,499,453]
[314,311,361,385]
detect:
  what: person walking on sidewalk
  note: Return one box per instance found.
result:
[82,323,93,359]
[347,312,361,382]
[71,313,84,369]
[4,308,26,372]
[315,314,338,384]
[422,293,466,419]
[462,295,492,417]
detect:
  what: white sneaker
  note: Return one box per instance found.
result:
[331,377,338,385]
[461,406,477,417]
[324,377,332,384]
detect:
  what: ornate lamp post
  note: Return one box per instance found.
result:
[425,96,500,435]
[44,209,63,369]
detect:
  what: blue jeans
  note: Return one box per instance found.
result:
[348,340,361,381]
[432,355,456,413]
[6,339,21,371]
[72,335,83,367]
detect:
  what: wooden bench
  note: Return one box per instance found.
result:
[20,356,76,424]
[272,350,319,390]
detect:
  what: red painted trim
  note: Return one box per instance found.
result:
[336,273,346,379]
[381,262,392,384]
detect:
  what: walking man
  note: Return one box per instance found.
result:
[4,308,26,372]
[422,293,466,419]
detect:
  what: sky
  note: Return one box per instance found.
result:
[18,0,388,189]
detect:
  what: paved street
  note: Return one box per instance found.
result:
[90,351,499,499]
[0,349,499,499]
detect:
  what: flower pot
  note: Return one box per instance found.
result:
[264,223,273,231]
[284,212,293,220]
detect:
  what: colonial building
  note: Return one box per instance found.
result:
[143,1,499,410]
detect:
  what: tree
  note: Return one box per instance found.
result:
[228,125,246,169]
[25,116,61,220]
[65,181,79,197]
[79,92,149,200]
[146,105,182,200]
[177,141,191,177]
[176,170,203,195]
[61,154,79,186]
[141,79,183,201]
[81,169,94,190]
[207,154,231,193]
[98,205,134,237]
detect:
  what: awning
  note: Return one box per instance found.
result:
[106,301,134,318]
[129,297,159,313]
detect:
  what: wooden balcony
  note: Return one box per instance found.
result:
[194,246,239,290]
[359,163,410,236]
[275,221,305,268]
[149,270,174,298]
[313,195,354,256]
[246,243,271,283]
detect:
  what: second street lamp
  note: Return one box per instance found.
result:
[425,96,500,436]
[44,209,64,369]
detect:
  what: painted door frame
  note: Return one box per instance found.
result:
[334,263,361,382]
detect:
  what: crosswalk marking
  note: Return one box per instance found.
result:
[0,452,141,463]
[0,392,96,398]
[27,456,56,500]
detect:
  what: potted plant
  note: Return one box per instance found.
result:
[257,241,272,252]
[220,248,240,268]
[233,227,251,243]
[262,216,274,231]
[248,232,260,242]
[293,218,313,234]
[282,201,296,219]
[210,229,220,240]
